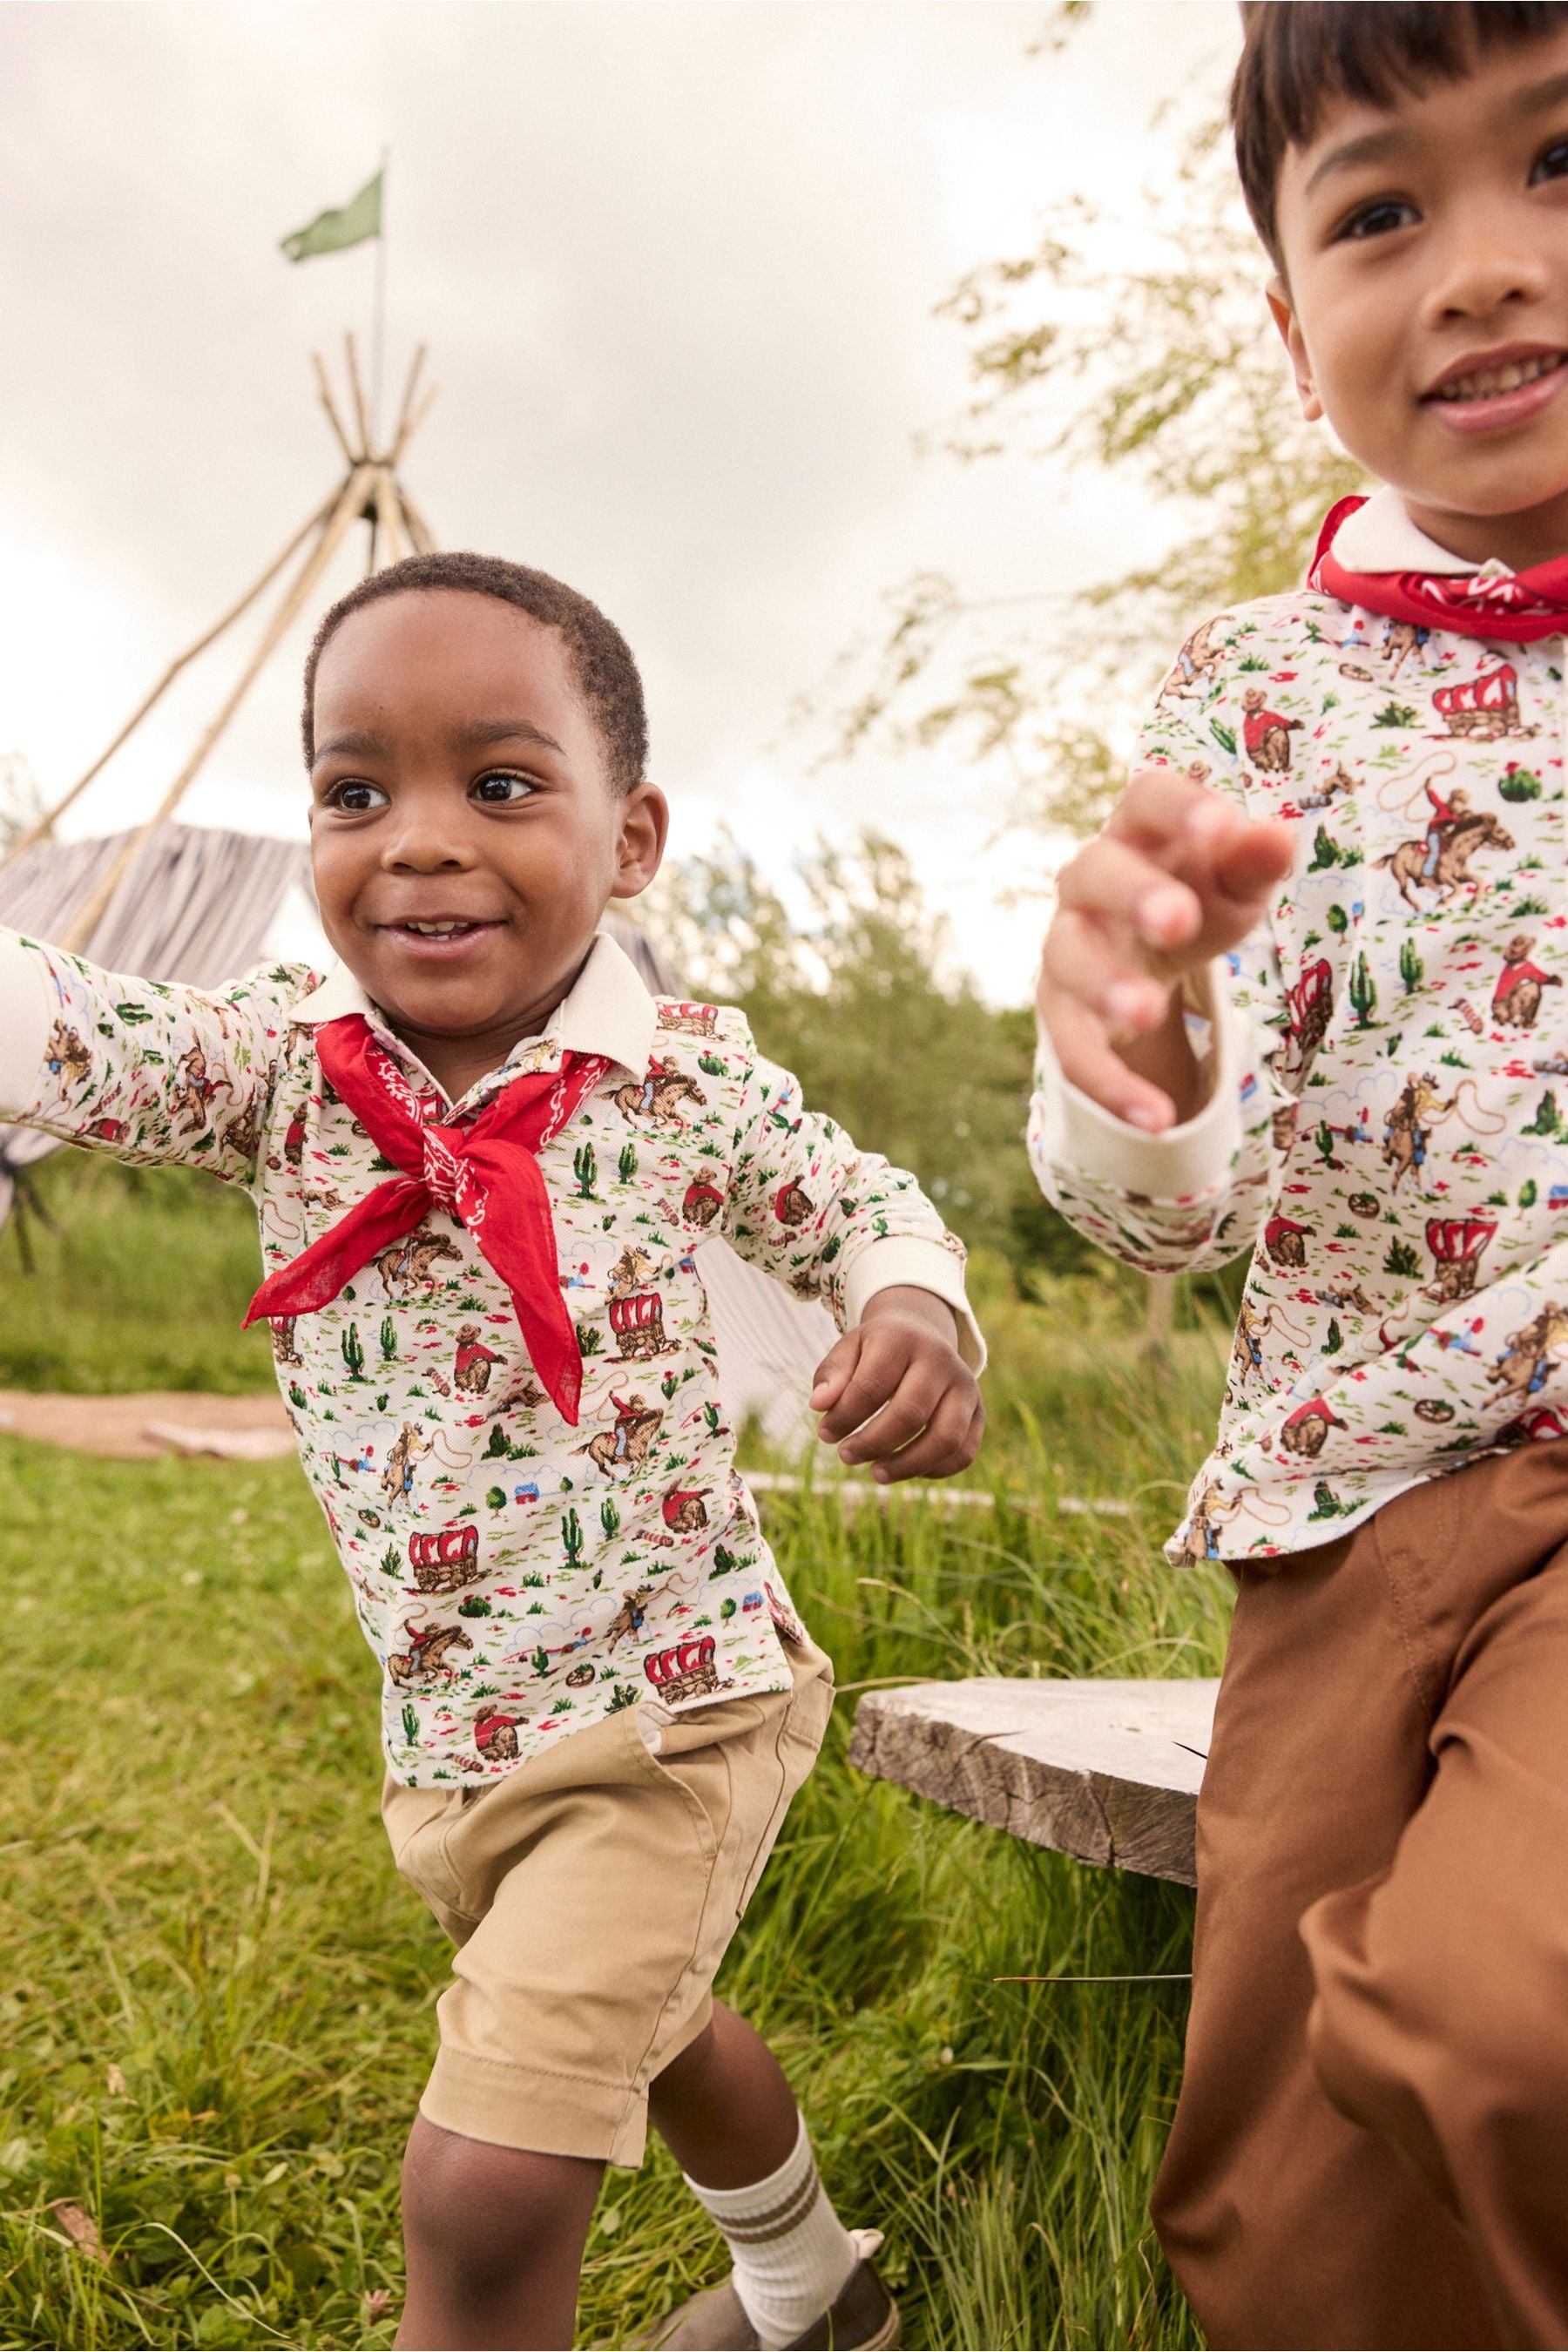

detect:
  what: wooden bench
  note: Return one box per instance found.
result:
[848,1676,1219,1887]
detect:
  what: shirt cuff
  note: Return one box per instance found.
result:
[1033,960,1245,1200]
[0,931,60,1118]
[842,1238,986,1374]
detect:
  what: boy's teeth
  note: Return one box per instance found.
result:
[1436,352,1564,402]
[404,920,472,935]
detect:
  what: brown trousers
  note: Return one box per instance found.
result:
[1153,1445,1568,2350]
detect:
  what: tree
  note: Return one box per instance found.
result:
[651,830,1075,1273]
[807,92,1363,848]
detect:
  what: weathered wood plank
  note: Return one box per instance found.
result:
[848,1677,1218,1887]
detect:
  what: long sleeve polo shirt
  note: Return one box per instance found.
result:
[0,928,981,1782]
[1030,486,1568,1567]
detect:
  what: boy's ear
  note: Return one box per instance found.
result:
[610,781,670,901]
[1267,274,1324,424]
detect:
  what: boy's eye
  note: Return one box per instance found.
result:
[1337,196,1418,243]
[1531,136,1568,186]
[328,780,389,812]
[472,771,536,804]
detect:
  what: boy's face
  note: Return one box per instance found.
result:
[1269,24,1568,565]
[308,591,667,1089]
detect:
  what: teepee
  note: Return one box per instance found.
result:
[0,350,835,1439]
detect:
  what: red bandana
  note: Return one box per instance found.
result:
[1310,495,1568,643]
[246,1017,609,1424]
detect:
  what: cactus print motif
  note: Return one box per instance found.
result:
[6,933,968,1782]
[1031,589,1568,1565]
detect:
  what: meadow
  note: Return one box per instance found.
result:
[0,1152,1233,2350]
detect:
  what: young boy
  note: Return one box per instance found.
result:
[1032,7,1568,2346]
[3,551,983,2349]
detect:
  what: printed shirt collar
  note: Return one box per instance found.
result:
[1330,483,1513,579]
[287,930,659,1095]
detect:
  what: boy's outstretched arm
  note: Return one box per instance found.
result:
[1037,767,1295,1133]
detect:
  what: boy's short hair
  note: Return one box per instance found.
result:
[1232,2,1568,267]
[302,551,649,791]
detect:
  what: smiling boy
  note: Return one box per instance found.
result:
[0,552,983,2349]
[1031,6,1568,2347]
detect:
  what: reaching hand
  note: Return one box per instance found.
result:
[808,1286,983,1484]
[1036,766,1295,1132]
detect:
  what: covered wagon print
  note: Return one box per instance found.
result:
[0,931,971,1781]
[1031,495,1568,1563]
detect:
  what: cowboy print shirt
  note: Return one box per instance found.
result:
[1031,486,1568,1565]
[0,929,978,1782]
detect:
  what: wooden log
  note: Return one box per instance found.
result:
[312,352,355,466]
[848,1675,1217,1886]
[344,332,373,457]
[390,344,429,461]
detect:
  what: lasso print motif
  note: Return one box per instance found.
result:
[1030,588,1568,1564]
[10,939,965,1781]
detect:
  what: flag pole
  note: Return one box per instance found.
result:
[371,147,389,452]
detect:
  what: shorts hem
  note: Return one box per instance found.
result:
[420,2045,651,2167]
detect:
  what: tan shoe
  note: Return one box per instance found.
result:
[629,2229,901,2351]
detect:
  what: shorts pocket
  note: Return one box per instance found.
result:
[380,1778,466,1913]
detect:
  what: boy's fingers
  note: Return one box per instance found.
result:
[1212,817,1297,902]
[1058,838,1203,955]
[1038,911,1170,1035]
[808,1330,861,1410]
[835,1362,948,1465]
[1113,767,1240,856]
[816,1334,913,1441]
[1047,997,1181,1132]
[871,1388,984,1484]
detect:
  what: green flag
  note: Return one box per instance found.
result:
[280,171,382,263]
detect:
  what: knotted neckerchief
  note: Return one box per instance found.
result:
[246,1016,609,1424]
[1310,494,1568,643]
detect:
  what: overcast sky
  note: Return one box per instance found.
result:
[0,0,1242,1002]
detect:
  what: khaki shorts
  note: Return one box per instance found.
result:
[381,1639,834,2167]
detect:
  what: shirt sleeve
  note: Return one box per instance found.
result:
[721,1031,984,1369]
[1026,632,1296,1275]
[0,930,301,1190]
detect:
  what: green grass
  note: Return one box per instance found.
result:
[0,1164,1232,2349]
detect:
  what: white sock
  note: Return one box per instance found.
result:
[684,2113,861,2347]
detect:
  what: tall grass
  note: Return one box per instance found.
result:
[0,1165,1232,2349]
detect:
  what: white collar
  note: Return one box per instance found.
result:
[1330,483,1512,578]
[287,930,659,1082]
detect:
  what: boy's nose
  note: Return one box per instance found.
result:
[1424,207,1553,327]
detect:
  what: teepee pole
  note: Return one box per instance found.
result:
[343,333,373,456]
[396,487,438,555]
[312,352,355,467]
[4,495,335,868]
[390,344,428,459]
[58,462,375,953]
[375,468,413,564]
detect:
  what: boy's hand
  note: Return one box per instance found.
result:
[1037,767,1294,1134]
[809,1287,983,1484]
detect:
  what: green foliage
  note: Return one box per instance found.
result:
[1499,764,1543,802]
[1308,828,1344,873]
[341,1324,366,1382]
[1399,938,1424,995]
[1326,903,1349,935]
[561,1506,585,1566]
[1383,1237,1420,1278]
[1321,1318,1342,1355]
[1348,953,1377,1030]
[1520,1179,1538,1209]
[652,833,1056,1274]
[573,1142,598,1200]
[577,1321,604,1357]
[0,1280,1229,2350]
[600,1496,621,1543]
[805,109,1363,840]
[0,1152,273,1393]
[378,1316,397,1362]
[1372,702,1419,730]
[1528,1090,1562,1138]
[618,1143,639,1186]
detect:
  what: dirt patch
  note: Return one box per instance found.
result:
[0,1389,291,1461]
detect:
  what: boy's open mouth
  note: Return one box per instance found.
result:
[378,916,505,959]
[1423,346,1568,436]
